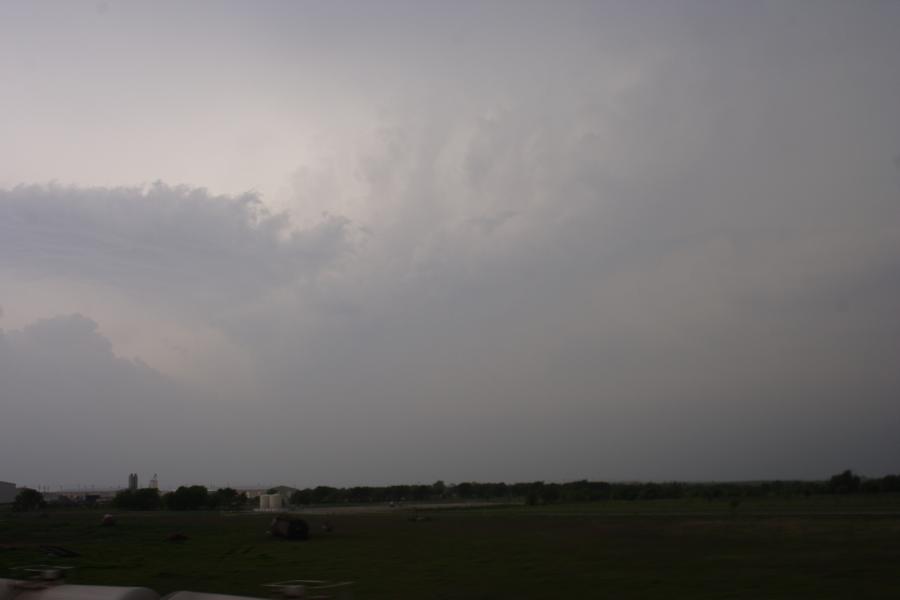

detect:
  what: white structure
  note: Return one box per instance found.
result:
[258,493,282,511]
[0,481,15,504]
[149,474,159,490]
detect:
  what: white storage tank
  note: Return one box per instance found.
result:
[258,494,270,510]
[268,494,282,510]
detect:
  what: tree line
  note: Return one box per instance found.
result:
[8,470,898,512]
[111,485,248,511]
[286,471,900,506]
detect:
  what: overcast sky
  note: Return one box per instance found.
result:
[1,1,899,490]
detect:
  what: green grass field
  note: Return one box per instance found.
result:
[2,496,900,599]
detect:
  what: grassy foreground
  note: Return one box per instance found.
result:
[2,497,900,599]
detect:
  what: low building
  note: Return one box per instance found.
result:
[0,480,16,504]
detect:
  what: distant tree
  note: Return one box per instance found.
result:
[386,485,410,502]
[13,488,46,512]
[137,488,161,510]
[165,485,209,510]
[209,487,240,509]
[133,488,161,510]
[114,488,162,510]
[346,486,370,503]
[311,486,338,504]
[455,482,474,499]
[881,475,900,493]
[611,484,641,501]
[488,482,509,499]
[638,483,663,501]
[800,481,825,497]
[113,490,134,509]
[411,485,431,501]
[540,483,561,504]
[525,481,545,505]
[701,485,724,502]
[290,489,313,505]
[860,479,881,494]
[828,470,861,494]
[594,481,612,501]
[561,480,590,503]
[431,480,446,498]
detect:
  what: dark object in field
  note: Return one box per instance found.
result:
[408,515,432,522]
[321,521,333,533]
[166,532,189,542]
[269,516,309,540]
[40,545,80,558]
[101,513,116,526]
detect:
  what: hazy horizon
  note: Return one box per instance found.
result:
[2,1,899,489]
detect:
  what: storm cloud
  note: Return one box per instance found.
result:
[1,0,899,488]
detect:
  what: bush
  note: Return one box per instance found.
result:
[13,488,46,512]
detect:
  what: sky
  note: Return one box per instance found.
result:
[1,0,899,490]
